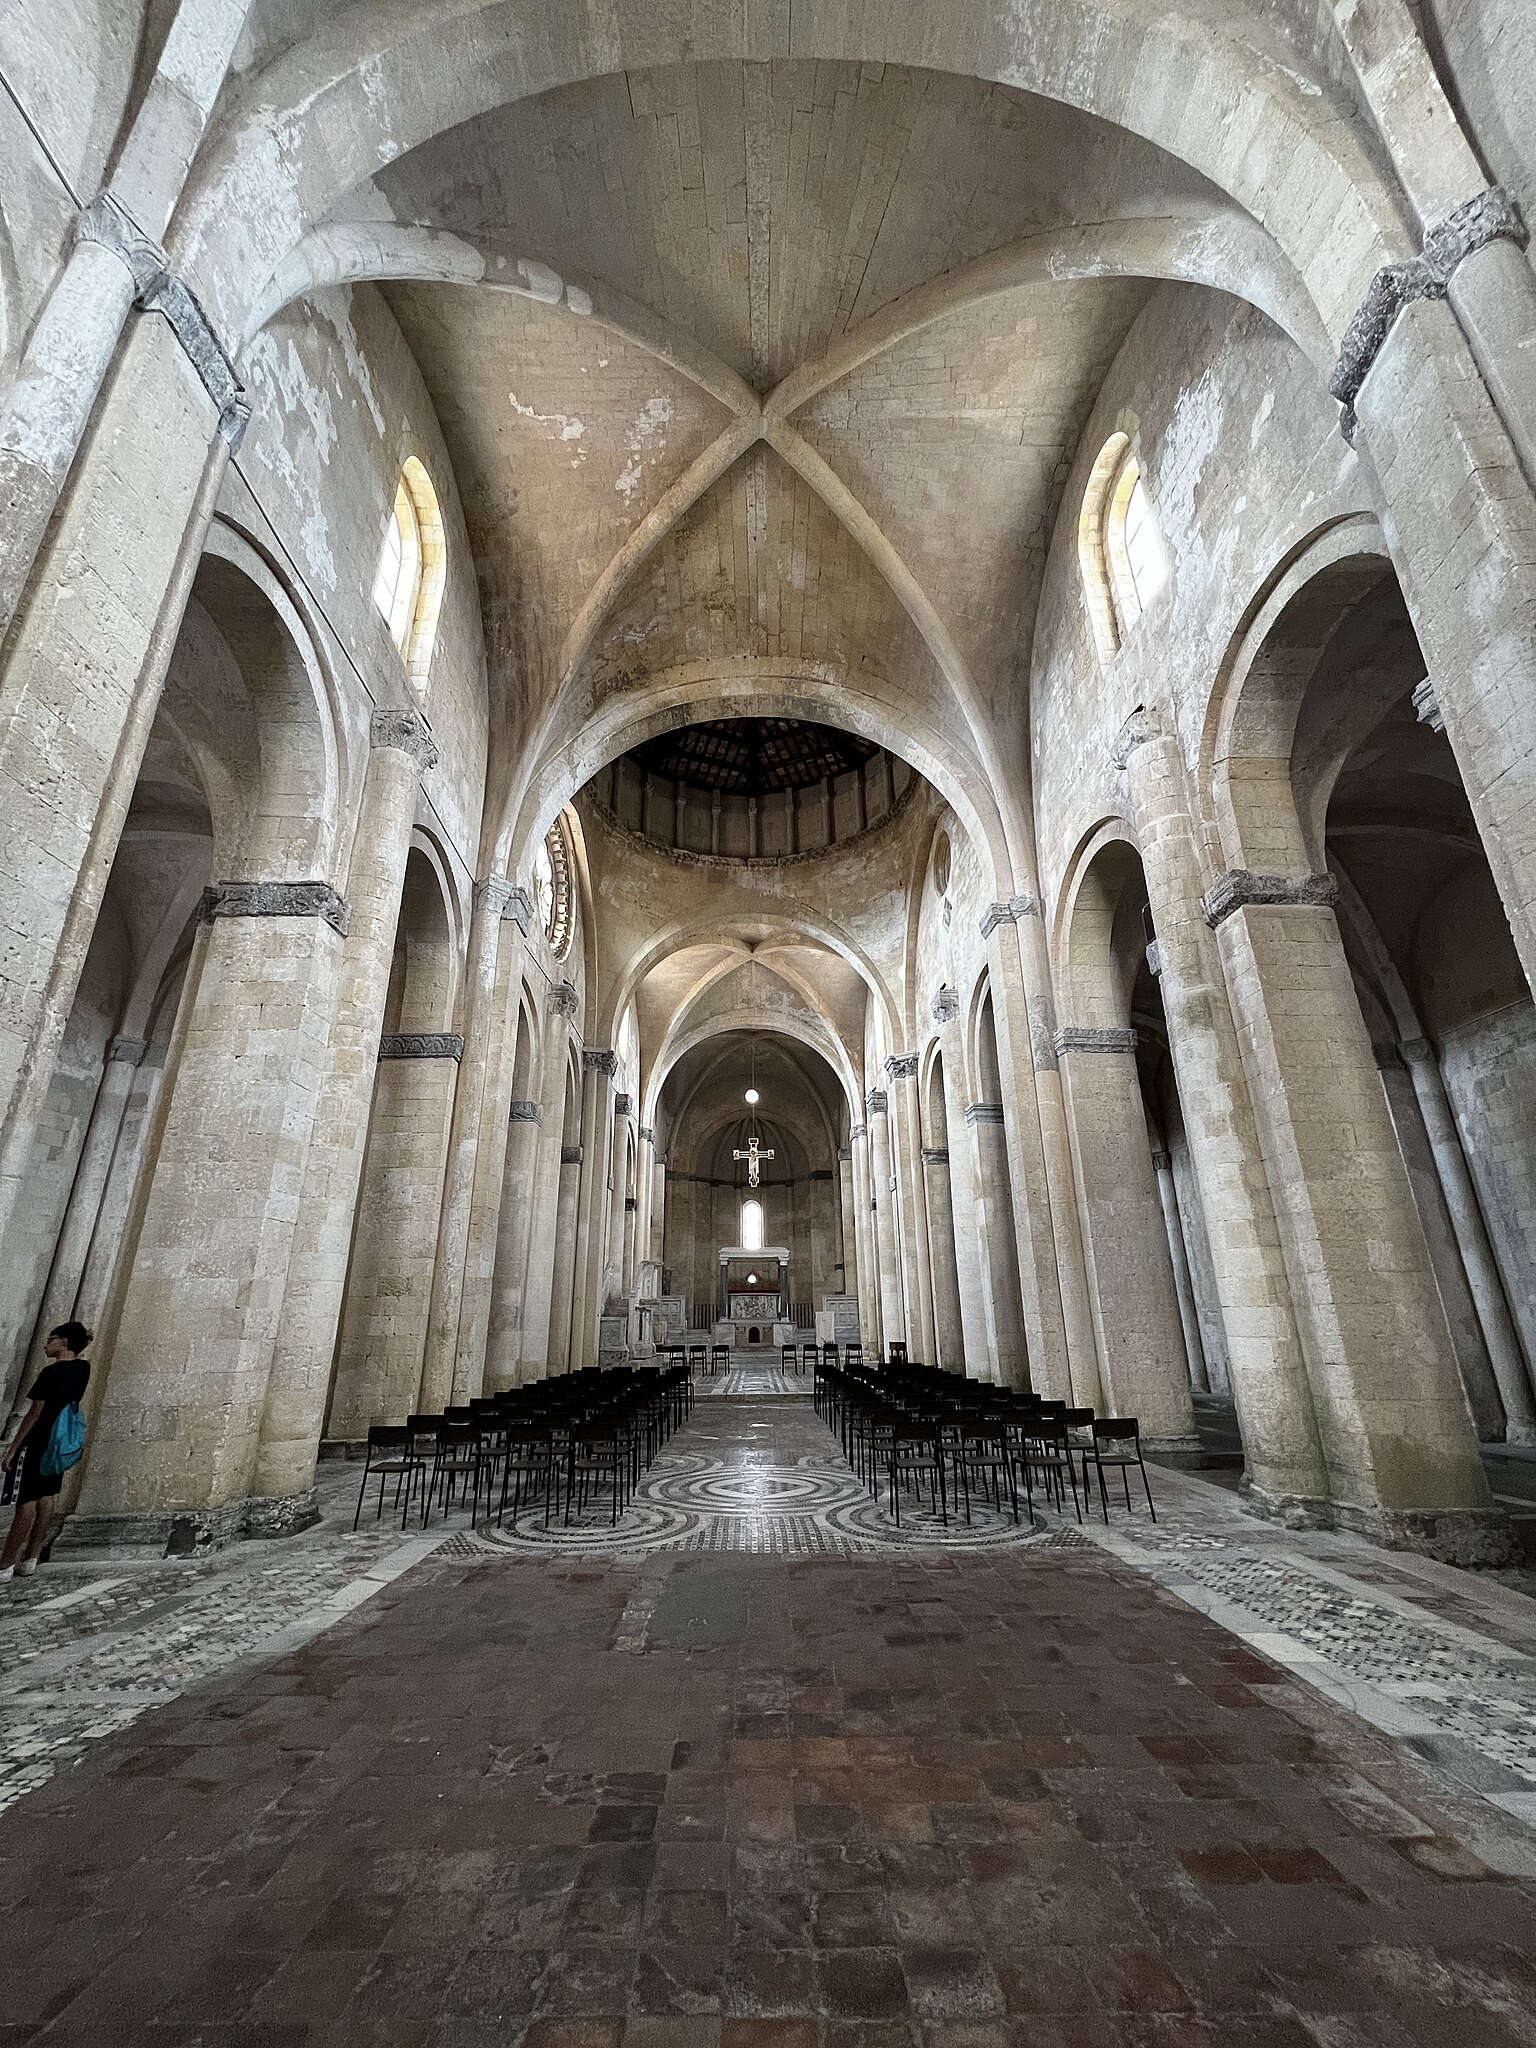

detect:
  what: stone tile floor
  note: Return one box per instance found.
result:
[1,1395,1535,2042]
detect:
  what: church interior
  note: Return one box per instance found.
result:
[1,1,1536,2039]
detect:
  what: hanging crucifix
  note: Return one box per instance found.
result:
[733,1132,774,1187]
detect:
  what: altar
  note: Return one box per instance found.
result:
[716,1245,791,1348]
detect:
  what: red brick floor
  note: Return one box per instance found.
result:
[3,1544,1535,2045]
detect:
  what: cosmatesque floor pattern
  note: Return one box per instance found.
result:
[2,1395,1536,2044]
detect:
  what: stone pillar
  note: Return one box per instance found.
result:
[1345,267,1536,992]
[547,1144,583,1374]
[27,1036,146,1358]
[420,882,529,1410]
[849,1122,879,1350]
[966,1104,1026,1387]
[253,708,437,1497]
[78,881,348,1542]
[0,321,236,1267]
[484,1097,544,1393]
[1151,1147,1210,1395]
[980,905,1101,1406]
[885,1054,937,1363]
[1400,1035,1536,1441]
[73,1044,168,1342]
[1057,1026,1196,1444]
[1118,717,1329,1510]
[865,1090,905,1348]
[807,1168,836,1305]
[518,984,578,1382]
[922,1148,966,1374]
[1206,864,1503,1555]
[570,1050,616,1370]
[934,989,997,1382]
[327,1031,462,1437]
[836,1146,857,1306]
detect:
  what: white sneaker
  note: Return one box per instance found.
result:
[14,1559,37,1577]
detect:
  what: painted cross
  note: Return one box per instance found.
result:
[732,1134,775,1187]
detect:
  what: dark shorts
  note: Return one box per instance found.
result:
[16,1443,62,1504]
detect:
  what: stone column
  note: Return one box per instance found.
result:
[518,984,578,1383]
[1118,716,1329,1511]
[420,882,529,1410]
[327,1031,462,1437]
[73,1044,168,1341]
[965,1105,1026,1386]
[1056,1026,1197,1444]
[570,1049,616,1370]
[27,1035,146,1356]
[1206,864,1503,1556]
[1344,261,1536,992]
[1400,1035,1536,1441]
[922,1148,967,1374]
[650,1146,667,1268]
[1151,1146,1210,1395]
[885,1054,937,1363]
[77,881,347,1543]
[484,1097,545,1393]
[934,988,997,1382]
[837,1146,857,1305]
[807,1168,836,1304]
[849,1122,879,1350]
[865,1089,905,1349]
[547,1144,584,1374]
[0,321,237,1267]
[253,708,438,1498]
[980,906,1101,1406]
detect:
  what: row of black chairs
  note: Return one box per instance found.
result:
[654,1339,876,1378]
[814,1355,1156,1529]
[351,1363,693,1532]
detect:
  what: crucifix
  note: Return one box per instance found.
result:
[733,1133,774,1187]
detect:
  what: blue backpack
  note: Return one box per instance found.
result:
[40,1401,86,1477]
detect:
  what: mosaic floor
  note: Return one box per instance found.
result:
[696,1360,809,1398]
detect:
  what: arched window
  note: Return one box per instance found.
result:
[740,1198,764,1251]
[1078,433,1169,668]
[372,457,446,694]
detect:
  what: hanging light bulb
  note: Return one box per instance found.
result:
[744,1087,759,1105]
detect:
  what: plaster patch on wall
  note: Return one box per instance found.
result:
[243,330,339,592]
[325,290,387,437]
[510,392,585,442]
[616,395,675,506]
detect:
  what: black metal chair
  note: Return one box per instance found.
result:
[1088,1416,1157,1521]
[351,1425,423,1529]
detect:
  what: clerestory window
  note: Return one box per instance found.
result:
[372,456,446,696]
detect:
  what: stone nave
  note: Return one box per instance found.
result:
[1,1,1536,2040]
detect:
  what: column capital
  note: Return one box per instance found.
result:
[201,880,350,936]
[1329,257,1445,439]
[561,1144,583,1165]
[1202,868,1338,928]
[931,984,959,1024]
[965,1102,1005,1126]
[1054,1025,1138,1056]
[1399,1035,1435,1066]
[379,1032,463,1061]
[809,1168,835,1182]
[551,980,580,1015]
[639,1125,655,1144]
[509,1099,544,1123]
[848,1123,867,1142]
[885,1053,918,1082]
[1150,1149,1171,1172]
[921,1146,950,1166]
[1009,892,1042,920]
[583,1047,618,1076]
[864,1088,889,1116]
[1109,703,1166,769]
[107,1034,147,1064]
[370,705,439,772]
[978,901,1016,937]
[614,1092,633,1117]
[838,1145,852,1160]
[1411,677,1444,733]
[1422,184,1527,284]
[474,877,534,930]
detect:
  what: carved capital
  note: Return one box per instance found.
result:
[1110,703,1165,770]
[931,984,959,1025]
[848,1123,867,1143]
[1202,869,1339,928]
[561,1144,584,1165]
[1150,1149,1171,1172]
[965,1102,1005,1127]
[1411,677,1444,733]
[838,1145,852,1160]
[1422,185,1527,284]
[809,1168,835,1182]
[379,1032,464,1061]
[864,1088,888,1116]
[583,1047,619,1076]
[624,1196,638,1212]
[921,1147,950,1166]
[1009,892,1042,921]
[201,881,350,936]
[475,876,515,917]
[1399,1035,1435,1067]
[370,706,439,771]
[978,901,1016,938]
[107,1035,147,1064]
[551,980,580,1016]
[614,1092,633,1117]
[503,886,533,933]
[638,1125,655,1144]
[885,1053,918,1083]
[508,1099,544,1123]
[1329,257,1445,440]
[1055,1025,1138,1056]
